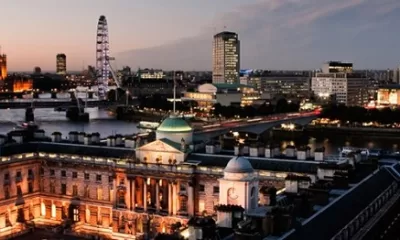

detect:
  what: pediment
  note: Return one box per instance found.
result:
[137,139,182,153]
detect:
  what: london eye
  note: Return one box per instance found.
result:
[96,15,111,100]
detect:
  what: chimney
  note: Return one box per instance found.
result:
[51,132,62,142]
[314,147,325,161]
[234,144,243,156]
[181,138,186,152]
[84,134,92,145]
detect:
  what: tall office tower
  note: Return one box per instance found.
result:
[56,53,67,75]
[393,66,400,84]
[0,53,7,80]
[212,31,240,84]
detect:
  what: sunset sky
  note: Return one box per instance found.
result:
[1,0,400,71]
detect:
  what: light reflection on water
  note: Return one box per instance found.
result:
[280,136,400,156]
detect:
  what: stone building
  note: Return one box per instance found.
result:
[0,115,364,239]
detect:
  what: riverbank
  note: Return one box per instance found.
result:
[306,125,400,139]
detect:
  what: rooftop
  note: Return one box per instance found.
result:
[188,153,318,174]
[281,166,398,240]
[157,116,193,132]
[214,31,238,38]
[0,142,135,159]
[224,156,254,173]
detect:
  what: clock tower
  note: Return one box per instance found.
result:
[218,156,259,212]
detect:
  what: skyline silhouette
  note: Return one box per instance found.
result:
[1,0,400,71]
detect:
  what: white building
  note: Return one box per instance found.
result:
[181,83,260,110]
[311,63,369,106]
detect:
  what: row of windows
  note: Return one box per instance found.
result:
[46,182,108,201]
[43,169,113,183]
[198,184,219,194]
[3,182,34,200]
[4,169,34,182]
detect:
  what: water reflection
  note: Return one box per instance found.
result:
[0,108,138,137]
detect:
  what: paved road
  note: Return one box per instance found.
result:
[196,112,318,133]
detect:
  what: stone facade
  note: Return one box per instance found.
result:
[0,152,295,239]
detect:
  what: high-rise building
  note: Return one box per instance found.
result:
[0,53,7,80]
[56,53,67,75]
[393,66,400,84]
[212,31,240,84]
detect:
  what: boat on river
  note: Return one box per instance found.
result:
[137,121,160,131]
[14,121,39,130]
[339,146,369,157]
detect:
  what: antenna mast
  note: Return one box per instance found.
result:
[173,70,176,115]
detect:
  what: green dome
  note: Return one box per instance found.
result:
[157,116,193,132]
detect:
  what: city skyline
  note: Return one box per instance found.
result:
[1,0,400,71]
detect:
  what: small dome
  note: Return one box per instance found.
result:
[224,156,254,173]
[157,116,192,133]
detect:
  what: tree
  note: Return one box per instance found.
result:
[258,103,273,116]
[241,106,256,118]
[275,98,289,113]
[212,103,223,118]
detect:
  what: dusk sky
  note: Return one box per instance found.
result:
[1,0,400,71]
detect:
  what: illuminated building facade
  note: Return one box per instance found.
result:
[0,115,324,239]
[240,71,312,99]
[212,32,240,84]
[0,53,7,80]
[139,69,165,79]
[13,79,33,92]
[377,85,400,106]
[56,53,67,75]
[322,61,353,73]
[182,83,260,110]
[1,116,399,239]
[312,62,368,106]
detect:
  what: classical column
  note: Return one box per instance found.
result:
[172,182,177,215]
[131,177,136,210]
[109,207,113,228]
[156,180,160,212]
[85,205,90,223]
[168,182,172,215]
[143,177,148,211]
[187,182,194,216]
[97,206,101,225]
[126,178,131,210]
[114,178,118,208]
[176,181,180,213]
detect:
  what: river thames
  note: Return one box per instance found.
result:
[0,108,399,156]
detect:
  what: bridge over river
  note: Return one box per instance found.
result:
[193,112,318,141]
